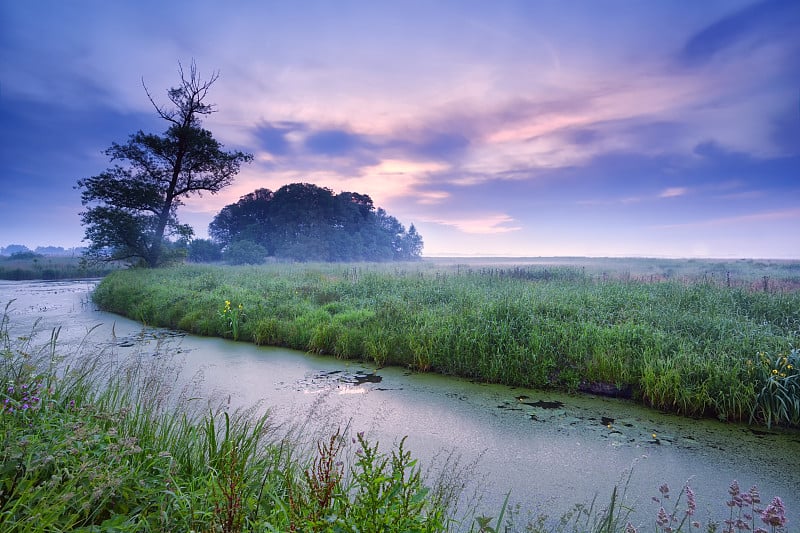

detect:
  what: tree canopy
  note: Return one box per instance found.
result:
[209,182,423,262]
[76,62,252,267]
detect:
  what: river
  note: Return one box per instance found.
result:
[2,279,798,529]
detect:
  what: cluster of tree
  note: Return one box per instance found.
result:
[0,245,86,257]
[1,244,32,256]
[208,183,423,262]
[75,64,422,267]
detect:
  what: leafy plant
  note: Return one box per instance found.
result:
[346,432,444,532]
[750,349,799,428]
[220,299,245,340]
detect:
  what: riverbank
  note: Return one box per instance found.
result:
[0,305,456,532]
[0,302,793,533]
[91,262,800,428]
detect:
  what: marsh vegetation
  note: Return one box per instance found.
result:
[2,300,794,532]
[91,259,800,429]
[0,252,120,281]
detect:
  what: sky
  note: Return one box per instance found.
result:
[1,1,799,258]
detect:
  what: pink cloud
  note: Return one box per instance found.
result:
[659,187,689,198]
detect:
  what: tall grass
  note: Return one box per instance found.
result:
[92,263,800,427]
[0,305,451,531]
[1,305,793,532]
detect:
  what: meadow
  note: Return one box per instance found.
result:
[91,259,800,428]
[0,253,121,280]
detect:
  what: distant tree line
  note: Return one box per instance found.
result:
[207,182,423,263]
[0,245,87,257]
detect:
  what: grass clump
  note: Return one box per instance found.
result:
[750,349,800,428]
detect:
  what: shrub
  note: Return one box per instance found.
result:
[224,240,267,265]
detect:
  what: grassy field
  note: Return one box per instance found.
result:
[91,259,800,428]
[0,254,122,280]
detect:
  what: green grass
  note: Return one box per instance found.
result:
[92,262,800,428]
[0,305,452,532]
[1,305,793,532]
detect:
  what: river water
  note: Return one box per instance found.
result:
[2,279,798,529]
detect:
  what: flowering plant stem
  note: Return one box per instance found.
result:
[220,300,245,341]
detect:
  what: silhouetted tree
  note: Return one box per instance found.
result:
[76,62,252,267]
[402,224,424,260]
[210,188,276,253]
[209,182,423,261]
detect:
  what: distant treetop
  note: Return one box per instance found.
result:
[0,244,31,256]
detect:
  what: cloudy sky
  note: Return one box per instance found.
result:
[1,0,798,258]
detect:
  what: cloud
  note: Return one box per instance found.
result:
[653,208,800,229]
[678,0,800,67]
[563,128,600,146]
[416,191,450,205]
[427,214,522,234]
[253,122,301,156]
[403,132,471,160]
[304,129,371,156]
[659,187,688,198]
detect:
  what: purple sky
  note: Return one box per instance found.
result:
[1,1,799,258]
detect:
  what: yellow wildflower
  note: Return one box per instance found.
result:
[772,369,778,375]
